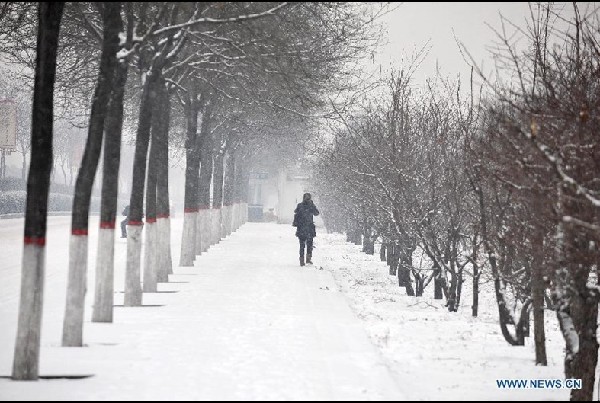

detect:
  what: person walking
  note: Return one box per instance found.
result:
[121,205,130,238]
[293,193,320,266]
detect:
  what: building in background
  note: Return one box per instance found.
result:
[276,166,311,224]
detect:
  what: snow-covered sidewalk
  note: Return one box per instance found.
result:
[0,220,403,400]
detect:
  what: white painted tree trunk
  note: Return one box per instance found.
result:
[227,205,233,236]
[218,209,223,242]
[231,204,236,231]
[143,221,157,292]
[220,208,227,239]
[12,244,45,380]
[212,209,219,245]
[62,234,88,347]
[220,206,227,238]
[166,217,173,275]
[204,210,211,249]
[194,210,202,256]
[208,209,216,246]
[216,208,223,242]
[225,206,231,237]
[92,227,114,322]
[226,205,231,235]
[197,210,205,253]
[180,211,196,266]
[230,204,236,233]
[200,209,209,252]
[157,217,170,282]
[124,225,143,306]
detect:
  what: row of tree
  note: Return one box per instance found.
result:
[312,4,599,401]
[1,2,384,382]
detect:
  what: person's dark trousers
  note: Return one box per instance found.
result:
[299,237,314,265]
[121,218,128,238]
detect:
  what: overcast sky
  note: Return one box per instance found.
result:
[372,2,573,86]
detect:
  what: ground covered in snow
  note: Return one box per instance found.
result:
[316,233,574,401]
[0,218,583,400]
[0,219,400,400]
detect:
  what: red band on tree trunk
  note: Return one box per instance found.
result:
[146,217,157,223]
[100,221,116,229]
[184,208,198,213]
[157,214,170,219]
[72,229,89,236]
[128,221,144,226]
[24,237,46,246]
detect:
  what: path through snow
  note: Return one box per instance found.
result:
[0,219,404,400]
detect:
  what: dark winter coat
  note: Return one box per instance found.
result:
[293,200,319,239]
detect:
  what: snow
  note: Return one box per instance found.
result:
[0,217,586,400]
[316,233,573,401]
[116,48,130,60]
[0,218,401,400]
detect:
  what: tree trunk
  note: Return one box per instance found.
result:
[143,89,162,293]
[234,159,250,232]
[223,151,235,237]
[379,242,386,261]
[12,1,64,381]
[433,267,443,300]
[557,262,599,401]
[362,227,375,255]
[398,253,415,296]
[124,66,163,304]
[490,253,526,346]
[63,3,120,347]
[92,5,130,323]
[210,208,218,246]
[198,132,213,252]
[531,221,547,365]
[155,83,171,282]
[567,294,598,401]
[212,151,224,241]
[232,155,243,232]
[125,72,159,305]
[353,227,362,246]
[456,267,464,310]
[472,236,479,317]
[199,146,213,252]
[179,89,200,267]
[447,270,458,312]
